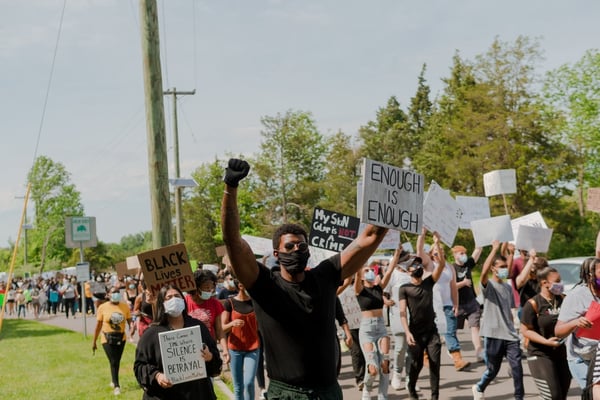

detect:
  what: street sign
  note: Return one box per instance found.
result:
[71,217,92,242]
[76,262,90,282]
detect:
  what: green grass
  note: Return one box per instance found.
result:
[0,319,230,399]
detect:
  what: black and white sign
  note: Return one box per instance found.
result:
[309,207,360,252]
[159,325,207,385]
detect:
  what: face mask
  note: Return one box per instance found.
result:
[163,297,186,317]
[364,270,376,282]
[129,284,136,290]
[96,277,102,282]
[458,254,468,264]
[110,292,121,303]
[549,282,564,296]
[225,280,236,290]
[496,268,509,280]
[278,250,311,275]
[594,278,600,288]
[200,291,213,300]
[411,266,424,279]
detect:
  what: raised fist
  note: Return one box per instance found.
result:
[224,158,250,188]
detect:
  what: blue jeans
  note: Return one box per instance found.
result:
[475,337,524,400]
[230,349,259,400]
[359,316,390,398]
[568,357,589,389]
[443,306,460,352]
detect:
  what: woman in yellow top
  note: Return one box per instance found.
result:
[93,286,132,396]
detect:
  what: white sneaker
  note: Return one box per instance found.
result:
[391,372,402,390]
[361,388,371,400]
[113,387,121,396]
[259,389,267,400]
[471,384,484,400]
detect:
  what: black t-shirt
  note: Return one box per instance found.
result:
[248,254,342,388]
[398,276,437,335]
[519,279,540,307]
[223,297,254,314]
[357,285,384,311]
[453,257,477,305]
[520,293,566,359]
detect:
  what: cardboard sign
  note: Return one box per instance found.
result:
[587,188,600,213]
[455,196,490,229]
[511,211,548,246]
[309,207,360,252]
[138,243,195,296]
[115,261,128,278]
[422,181,463,247]
[470,215,514,248]
[337,285,362,330]
[514,225,553,253]
[159,325,207,384]
[483,169,517,197]
[360,158,424,234]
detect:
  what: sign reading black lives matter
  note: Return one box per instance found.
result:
[309,207,360,252]
[360,158,424,234]
[138,243,196,296]
[159,325,207,384]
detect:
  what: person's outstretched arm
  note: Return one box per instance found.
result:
[480,240,500,287]
[340,224,388,280]
[221,159,258,289]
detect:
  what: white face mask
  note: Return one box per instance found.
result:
[110,292,121,303]
[163,297,186,317]
[458,254,468,264]
[200,291,213,300]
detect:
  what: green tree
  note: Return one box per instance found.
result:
[252,110,326,232]
[27,156,84,272]
[543,49,600,216]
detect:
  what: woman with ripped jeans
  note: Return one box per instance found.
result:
[355,260,395,400]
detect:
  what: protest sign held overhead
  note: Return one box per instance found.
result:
[483,169,517,197]
[514,225,553,253]
[511,211,548,244]
[309,207,360,252]
[588,188,600,213]
[471,215,514,248]
[138,243,195,296]
[159,325,207,384]
[423,181,463,247]
[360,158,424,234]
[455,196,491,229]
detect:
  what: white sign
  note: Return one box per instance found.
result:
[470,215,514,248]
[422,181,463,247]
[159,325,207,384]
[71,217,92,242]
[358,223,401,250]
[455,196,491,229]
[514,225,553,253]
[242,235,273,256]
[360,158,424,234]
[76,262,90,282]
[483,169,517,197]
[511,211,548,246]
[126,255,142,272]
[338,285,362,330]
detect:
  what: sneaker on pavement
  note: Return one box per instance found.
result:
[113,387,121,396]
[109,382,115,388]
[391,372,402,390]
[471,384,484,400]
[361,388,371,400]
[405,379,420,392]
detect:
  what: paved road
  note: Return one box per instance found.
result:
[21,311,583,399]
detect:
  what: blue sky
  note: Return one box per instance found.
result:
[1,0,599,246]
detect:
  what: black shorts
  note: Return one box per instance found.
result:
[457,298,481,329]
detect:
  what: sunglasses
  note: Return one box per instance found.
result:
[283,241,309,252]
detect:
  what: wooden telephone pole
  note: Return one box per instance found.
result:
[139,0,172,248]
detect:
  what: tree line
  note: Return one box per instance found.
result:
[4,36,600,272]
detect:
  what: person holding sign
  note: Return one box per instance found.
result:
[221,158,388,400]
[472,240,524,400]
[134,284,222,400]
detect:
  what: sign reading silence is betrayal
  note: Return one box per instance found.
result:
[138,243,196,296]
[308,207,360,252]
[360,158,424,234]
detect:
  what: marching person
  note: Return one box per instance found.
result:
[221,158,388,400]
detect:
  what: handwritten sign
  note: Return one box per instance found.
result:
[309,207,360,252]
[514,225,553,253]
[138,243,195,296]
[159,325,207,384]
[483,169,517,197]
[511,211,548,246]
[423,181,463,247]
[358,223,401,250]
[337,285,362,330]
[470,215,514,248]
[360,158,424,234]
[588,188,600,213]
[455,196,490,229]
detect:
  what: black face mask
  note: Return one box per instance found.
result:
[277,250,310,275]
[411,266,424,279]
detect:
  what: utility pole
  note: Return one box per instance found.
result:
[139,0,172,248]
[163,88,195,244]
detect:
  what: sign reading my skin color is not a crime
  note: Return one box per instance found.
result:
[360,158,424,235]
[138,243,196,296]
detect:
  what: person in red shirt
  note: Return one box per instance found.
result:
[185,269,230,364]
